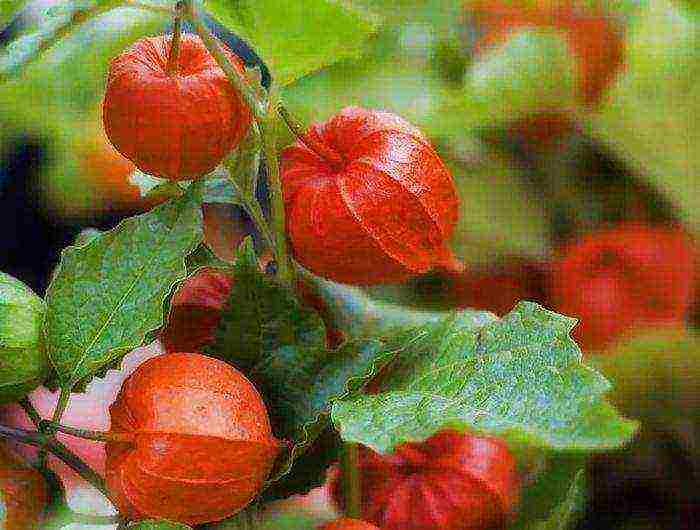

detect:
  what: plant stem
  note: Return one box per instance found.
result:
[37,386,72,466]
[262,92,292,285]
[277,103,308,144]
[68,512,121,526]
[43,422,134,444]
[19,397,43,427]
[242,199,276,251]
[165,4,184,75]
[51,387,71,425]
[0,424,110,499]
[183,0,266,120]
[342,442,362,519]
[125,1,175,15]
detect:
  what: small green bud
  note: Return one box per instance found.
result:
[0,272,49,403]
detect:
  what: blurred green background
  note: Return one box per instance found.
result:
[1,0,698,529]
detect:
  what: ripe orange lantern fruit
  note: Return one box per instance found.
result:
[319,518,380,530]
[469,0,625,108]
[161,270,235,353]
[281,106,461,285]
[330,430,520,530]
[105,352,279,525]
[549,224,697,352]
[0,444,49,530]
[446,258,548,316]
[103,34,252,181]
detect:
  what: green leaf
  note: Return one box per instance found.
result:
[299,270,497,340]
[73,228,104,248]
[0,490,5,528]
[530,470,586,530]
[465,28,577,126]
[207,239,403,496]
[589,0,700,235]
[0,1,124,81]
[0,272,49,403]
[332,302,638,455]
[0,0,25,31]
[128,170,184,200]
[128,520,191,530]
[510,455,586,530]
[224,122,262,201]
[209,510,322,530]
[202,177,240,204]
[186,243,236,273]
[205,0,379,85]
[591,329,700,427]
[44,183,204,390]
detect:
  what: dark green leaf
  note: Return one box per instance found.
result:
[530,470,586,530]
[208,239,403,496]
[511,455,586,530]
[332,302,638,454]
[591,329,700,427]
[0,0,25,31]
[205,0,379,85]
[186,243,236,274]
[0,272,49,403]
[44,183,204,390]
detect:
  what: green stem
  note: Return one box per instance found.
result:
[277,103,307,144]
[242,199,276,252]
[19,397,43,427]
[0,424,110,499]
[223,171,275,251]
[183,0,266,120]
[165,4,184,75]
[342,443,362,519]
[125,1,175,15]
[51,387,71,425]
[261,92,292,284]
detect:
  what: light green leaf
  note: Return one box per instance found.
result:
[332,302,638,454]
[224,122,262,201]
[0,489,5,527]
[0,0,126,81]
[465,28,577,127]
[205,0,379,85]
[0,272,49,403]
[44,183,204,389]
[588,0,700,235]
[128,170,184,200]
[299,270,497,340]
